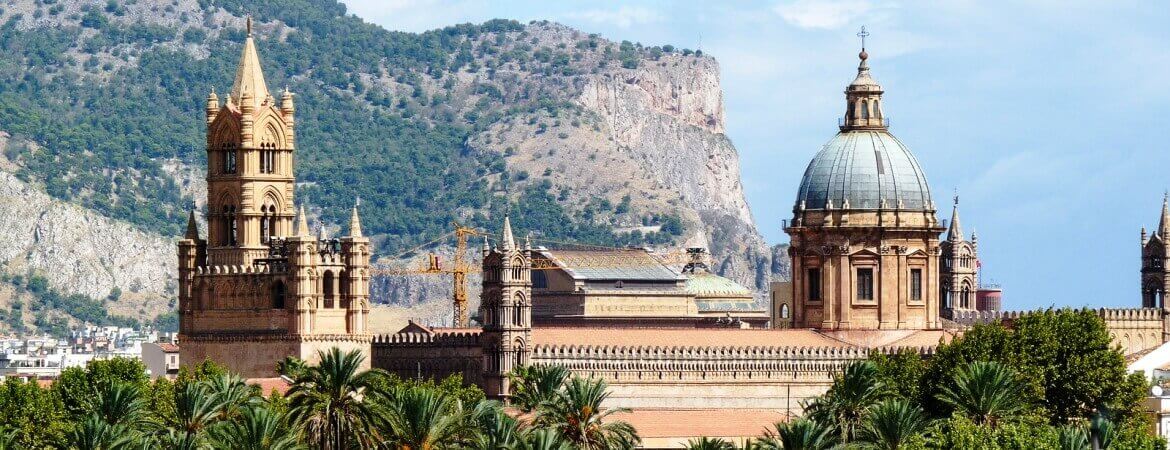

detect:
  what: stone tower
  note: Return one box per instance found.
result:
[940,196,979,316]
[479,216,532,399]
[1141,195,1170,309]
[785,42,944,330]
[178,19,372,377]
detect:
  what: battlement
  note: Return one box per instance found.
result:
[372,331,481,347]
[948,307,1165,325]
[193,264,286,275]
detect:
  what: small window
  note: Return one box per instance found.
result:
[806,268,821,301]
[910,269,922,301]
[780,303,790,319]
[615,281,624,289]
[856,268,874,300]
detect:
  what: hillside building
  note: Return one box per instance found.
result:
[177,19,372,377]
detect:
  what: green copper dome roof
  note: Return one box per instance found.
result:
[795,130,934,211]
[685,272,753,298]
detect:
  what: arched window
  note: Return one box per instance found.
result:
[780,303,790,319]
[860,100,870,119]
[272,281,285,309]
[260,204,277,241]
[513,293,525,327]
[322,271,335,309]
[222,143,237,174]
[222,205,238,246]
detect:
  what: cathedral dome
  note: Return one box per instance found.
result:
[795,130,933,211]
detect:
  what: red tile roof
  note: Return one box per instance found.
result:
[246,377,292,396]
[157,343,180,353]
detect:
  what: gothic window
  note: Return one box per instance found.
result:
[221,143,237,174]
[806,268,822,301]
[260,204,277,241]
[513,293,525,327]
[856,268,874,300]
[272,281,285,309]
[960,282,972,309]
[910,269,922,301]
[222,205,238,246]
[322,271,335,309]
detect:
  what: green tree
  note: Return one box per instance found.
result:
[0,378,68,448]
[286,348,383,450]
[855,399,929,450]
[53,357,149,421]
[757,419,838,450]
[936,361,1028,428]
[381,386,477,449]
[536,377,639,449]
[509,365,569,412]
[805,360,889,442]
[684,436,736,450]
[208,405,304,450]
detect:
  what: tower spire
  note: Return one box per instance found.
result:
[349,198,363,238]
[501,215,515,251]
[230,16,270,110]
[184,206,200,240]
[947,194,964,241]
[295,205,310,237]
[1159,192,1170,238]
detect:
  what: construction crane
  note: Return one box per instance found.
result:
[370,223,482,327]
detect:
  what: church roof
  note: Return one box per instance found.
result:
[533,248,683,282]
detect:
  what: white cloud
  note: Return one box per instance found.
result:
[565,6,662,28]
[772,0,873,30]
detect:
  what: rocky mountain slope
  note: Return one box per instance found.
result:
[0,0,788,331]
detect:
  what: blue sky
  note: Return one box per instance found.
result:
[341,0,1170,310]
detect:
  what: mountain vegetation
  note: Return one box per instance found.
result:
[0,0,695,253]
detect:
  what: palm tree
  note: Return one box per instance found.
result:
[513,428,573,450]
[757,419,838,450]
[1058,425,1090,450]
[208,405,304,450]
[278,356,309,379]
[70,414,137,450]
[685,436,737,450]
[380,386,474,449]
[468,406,522,450]
[206,373,257,420]
[935,361,1027,427]
[510,365,570,412]
[286,348,384,450]
[854,399,928,450]
[151,381,225,445]
[536,376,640,450]
[95,381,147,428]
[804,360,888,442]
[0,428,14,450]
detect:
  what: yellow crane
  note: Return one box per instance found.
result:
[370,223,482,327]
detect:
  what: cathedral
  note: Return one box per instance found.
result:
[784,45,980,329]
[177,19,372,377]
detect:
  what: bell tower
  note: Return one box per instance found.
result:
[205,17,296,266]
[1142,195,1170,309]
[480,216,532,399]
[940,196,979,316]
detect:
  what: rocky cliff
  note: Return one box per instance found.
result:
[0,2,788,332]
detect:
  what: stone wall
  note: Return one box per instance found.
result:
[372,332,483,384]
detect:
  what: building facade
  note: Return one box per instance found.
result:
[785,47,943,330]
[177,20,372,377]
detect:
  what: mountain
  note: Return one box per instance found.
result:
[0,0,788,333]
